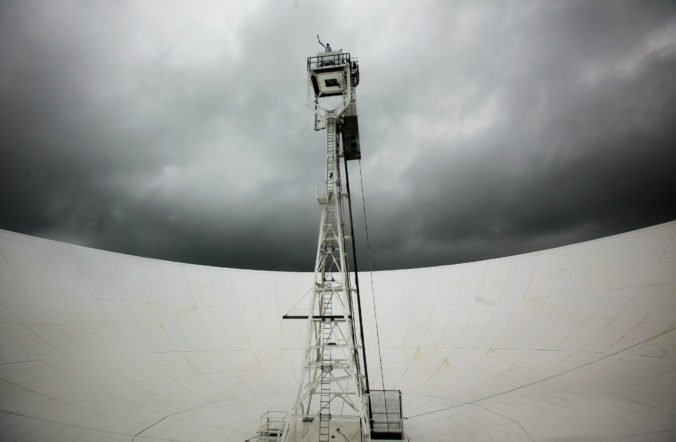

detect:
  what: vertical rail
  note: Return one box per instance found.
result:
[343,154,370,395]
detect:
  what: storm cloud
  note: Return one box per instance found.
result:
[1,0,675,270]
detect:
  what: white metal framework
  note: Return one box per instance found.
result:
[281,50,368,442]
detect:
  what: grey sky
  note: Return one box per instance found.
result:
[1,0,675,271]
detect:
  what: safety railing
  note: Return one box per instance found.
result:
[369,390,404,440]
[256,411,287,441]
[307,53,352,71]
[371,416,405,439]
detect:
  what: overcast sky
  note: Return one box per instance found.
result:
[1,1,675,271]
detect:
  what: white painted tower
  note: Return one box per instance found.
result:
[282,47,368,442]
[256,43,404,442]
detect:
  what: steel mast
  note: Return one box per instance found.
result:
[282,47,367,442]
[256,43,404,442]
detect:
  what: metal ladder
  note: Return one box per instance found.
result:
[326,120,337,195]
[318,288,333,441]
[319,117,337,442]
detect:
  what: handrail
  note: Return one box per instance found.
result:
[257,411,287,441]
[307,53,352,71]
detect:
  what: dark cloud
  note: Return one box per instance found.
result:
[360,19,676,269]
[1,1,675,271]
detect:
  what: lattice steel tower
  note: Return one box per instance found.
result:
[255,42,403,442]
[282,45,368,442]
